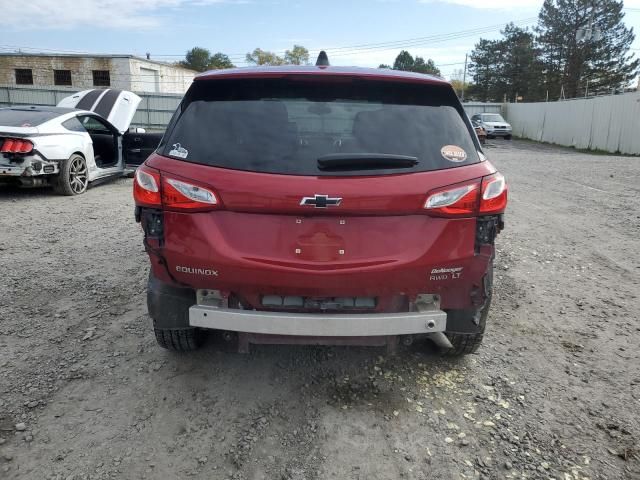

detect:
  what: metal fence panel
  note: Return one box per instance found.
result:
[0,85,183,132]
[504,92,640,155]
[462,103,504,117]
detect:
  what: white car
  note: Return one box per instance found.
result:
[0,89,162,195]
[471,113,512,140]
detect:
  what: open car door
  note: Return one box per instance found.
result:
[122,128,164,169]
[57,89,141,134]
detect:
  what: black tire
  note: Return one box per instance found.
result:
[505,135,512,140]
[441,263,493,356]
[53,153,88,195]
[442,300,490,357]
[154,327,204,352]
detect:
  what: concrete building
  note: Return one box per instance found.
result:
[0,53,197,94]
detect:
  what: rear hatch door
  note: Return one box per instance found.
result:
[151,75,492,279]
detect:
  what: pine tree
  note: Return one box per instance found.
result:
[536,0,638,98]
[469,25,543,102]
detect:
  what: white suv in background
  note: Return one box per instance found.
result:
[471,113,512,140]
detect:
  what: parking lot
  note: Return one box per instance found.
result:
[0,140,639,480]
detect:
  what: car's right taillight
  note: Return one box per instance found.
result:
[479,172,507,214]
[424,180,480,217]
[133,165,161,207]
[424,173,507,217]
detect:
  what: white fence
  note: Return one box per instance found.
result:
[504,92,640,155]
[0,85,182,131]
[462,102,504,116]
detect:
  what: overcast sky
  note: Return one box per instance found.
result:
[1,0,639,79]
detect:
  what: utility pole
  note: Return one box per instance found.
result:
[461,53,468,102]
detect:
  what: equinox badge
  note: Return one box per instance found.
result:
[300,194,342,208]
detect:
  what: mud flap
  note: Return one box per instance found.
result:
[445,261,493,334]
[147,274,195,329]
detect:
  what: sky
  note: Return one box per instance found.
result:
[0,0,639,80]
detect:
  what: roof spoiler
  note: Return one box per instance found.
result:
[316,51,330,67]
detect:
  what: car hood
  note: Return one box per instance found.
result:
[57,89,141,134]
[483,121,511,128]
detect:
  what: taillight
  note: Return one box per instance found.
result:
[424,173,507,217]
[162,177,218,210]
[480,172,507,214]
[133,165,161,206]
[1,138,34,154]
[134,164,219,211]
[424,181,480,217]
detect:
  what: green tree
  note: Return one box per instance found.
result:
[245,48,285,66]
[378,64,392,69]
[412,57,441,76]
[393,50,416,71]
[469,24,543,102]
[391,50,441,75]
[180,47,212,72]
[469,39,503,102]
[208,53,235,70]
[284,45,310,65]
[536,0,638,98]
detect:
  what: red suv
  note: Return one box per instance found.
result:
[133,55,507,356]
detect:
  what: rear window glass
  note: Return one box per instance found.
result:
[0,109,60,127]
[161,78,480,176]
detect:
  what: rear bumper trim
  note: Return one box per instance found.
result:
[189,305,447,337]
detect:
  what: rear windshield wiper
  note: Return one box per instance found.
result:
[317,153,419,171]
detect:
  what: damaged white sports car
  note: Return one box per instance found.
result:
[0,89,162,195]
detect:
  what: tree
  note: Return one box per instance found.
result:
[449,69,474,99]
[179,48,235,72]
[499,24,545,101]
[284,45,310,65]
[391,50,441,75]
[246,45,312,66]
[208,53,235,70]
[393,51,416,71]
[412,57,441,76]
[246,48,285,66]
[469,39,504,102]
[469,24,543,102]
[181,47,212,72]
[536,0,638,98]
[378,64,392,69]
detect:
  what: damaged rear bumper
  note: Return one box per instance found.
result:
[188,304,447,337]
[0,155,60,177]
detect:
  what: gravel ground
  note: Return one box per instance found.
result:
[0,140,639,480]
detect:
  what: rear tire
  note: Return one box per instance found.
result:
[53,153,88,195]
[154,327,204,352]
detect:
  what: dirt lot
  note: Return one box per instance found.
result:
[0,140,639,480]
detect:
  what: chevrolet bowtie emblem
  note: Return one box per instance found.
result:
[300,194,342,208]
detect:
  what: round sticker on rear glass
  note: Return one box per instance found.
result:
[441,145,467,163]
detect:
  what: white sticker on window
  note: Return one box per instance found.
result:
[441,145,467,163]
[169,143,188,159]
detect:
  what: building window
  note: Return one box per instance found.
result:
[54,70,72,86]
[92,70,110,87]
[15,69,33,85]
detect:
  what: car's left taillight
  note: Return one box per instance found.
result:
[0,138,34,154]
[133,164,219,211]
[133,165,161,207]
[162,177,218,211]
